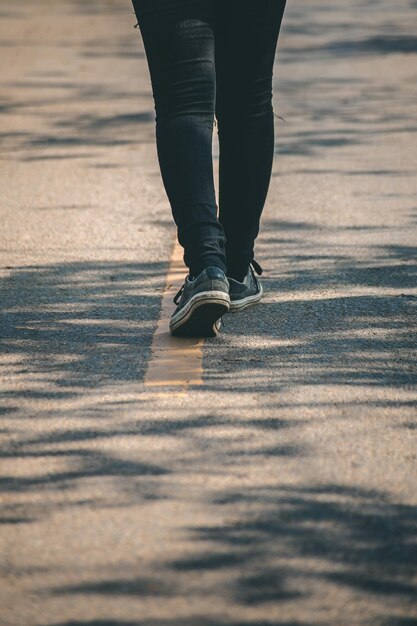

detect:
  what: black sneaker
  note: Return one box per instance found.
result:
[228,260,263,312]
[170,266,230,337]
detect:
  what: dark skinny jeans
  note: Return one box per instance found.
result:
[131,0,287,279]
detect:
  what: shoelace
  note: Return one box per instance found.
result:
[173,284,184,305]
[251,259,263,276]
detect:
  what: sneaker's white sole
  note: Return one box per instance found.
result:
[229,284,263,312]
[170,290,230,336]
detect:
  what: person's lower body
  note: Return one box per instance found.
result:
[131,0,286,334]
[131,0,286,278]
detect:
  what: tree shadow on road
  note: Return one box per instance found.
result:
[1,260,165,402]
[40,483,417,625]
[1,1,417,623]
[204,217,417,392]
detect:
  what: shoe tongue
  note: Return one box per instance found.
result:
[205,266,225,280]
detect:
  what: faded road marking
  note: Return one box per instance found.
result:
[144,240,203,387]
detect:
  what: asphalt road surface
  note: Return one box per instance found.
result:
[1,1,416,625]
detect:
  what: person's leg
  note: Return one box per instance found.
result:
[214,0,287,281]
[131,0,226,277]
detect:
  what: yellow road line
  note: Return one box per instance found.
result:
[144,240,204,388]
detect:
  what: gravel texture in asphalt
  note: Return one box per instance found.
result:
[1,1,416,625]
